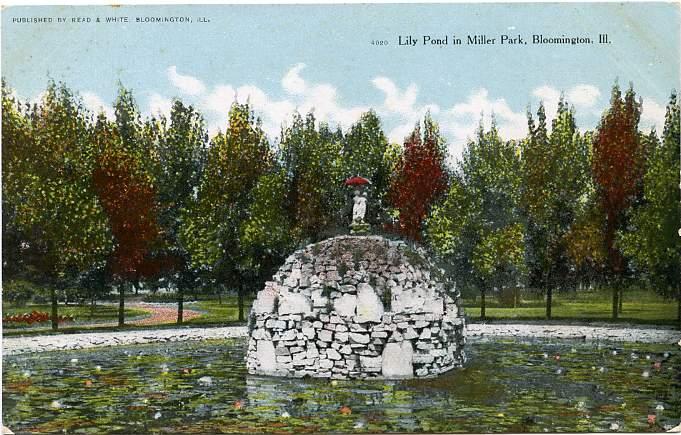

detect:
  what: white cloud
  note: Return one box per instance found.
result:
[148,93,173,119]
[531,84,601,124]
[167,66,206,96]
[81,91,114,119]
[196,65,368,139]
[372,77,418,116]
[567,84,600,108]
[641,97,666,133]
[282,63,307,95]
[371,76,439,145]
[442,88,527,160]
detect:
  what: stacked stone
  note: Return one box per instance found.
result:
[246,235,466,379]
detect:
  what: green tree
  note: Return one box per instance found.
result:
[592,84,645,319]
[521,99,590,318]
[3,82,112,329]
[280,112,345,243]
[180,102,272,321]
[150,100,208,323]
[342,110,391,226]
[428,121,525,319]
[620,92,681,327]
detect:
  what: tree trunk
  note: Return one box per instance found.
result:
[177,287,184,324]
[612,285,619,320]
[677,285,681,331]
[51,287,58,331]
[118,284,125,327]
[218,289,222,305]
[480,288,486,321]
[238,282,245,322]
[546,287,553,320]
[618,287,623,314]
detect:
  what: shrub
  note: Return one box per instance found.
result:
[2,280,37,307]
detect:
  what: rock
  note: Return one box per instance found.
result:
[355,283,384,323]
[334,293,357,318]
[278,291,312,316]
[360,356,382,371]
[382,341,413,378]
[349,333,370,344]
[419,329,432,339]
[403,327,418,340]
[302,327,316,340]
[327,348,342,360]
[252,286,278,314]
[256,340,277,374]
[318,330,333,342]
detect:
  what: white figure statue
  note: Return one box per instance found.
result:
[352,190,367,223]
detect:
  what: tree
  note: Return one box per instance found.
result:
[342,111,391,226]
[620,92,681,327]
[388,113,449,240]
[180,102,272,321]
[521,99,590,318]
[151,100,208,323]
[280,112,345,243]
[92,115,160,326]
[428,121,525,319]
[592,83,645,319]
[3,82,112,329]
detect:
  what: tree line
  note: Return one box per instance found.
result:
[2,79,679,329]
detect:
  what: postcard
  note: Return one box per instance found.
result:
[2,2,680,434]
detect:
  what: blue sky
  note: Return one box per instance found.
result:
[2,3,679,161]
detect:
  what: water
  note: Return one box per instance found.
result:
[3,337,679,433]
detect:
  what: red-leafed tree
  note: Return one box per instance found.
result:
[92,116,160,326]
[388,114,449,240]
[592,83,645,319]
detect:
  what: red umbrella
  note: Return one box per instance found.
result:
[344,176,371,186]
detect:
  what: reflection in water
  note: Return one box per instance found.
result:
[3,337,680,433]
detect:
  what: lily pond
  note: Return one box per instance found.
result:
[3,337,680,434]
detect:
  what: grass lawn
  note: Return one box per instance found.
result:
[463,288,679,326]
[186,298,254,325]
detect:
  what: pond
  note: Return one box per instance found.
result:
[3,337,679,433]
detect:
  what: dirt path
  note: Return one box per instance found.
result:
[127,304,202,326]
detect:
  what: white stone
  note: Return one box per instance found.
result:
[360,356,382,369]
[349,333,370,344]
[256,340,277,374]
[419,329,432,339]
[334,294,357,318]
[382,341,413,378]
[355,283,384,323]
[318,330,333,342]
[302,327,316,340]
[327,348,342,360]
[278,291,312,316]
[252,286,278,314]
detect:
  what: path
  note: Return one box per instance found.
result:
[4,323,679,357]
[126,303,203,326]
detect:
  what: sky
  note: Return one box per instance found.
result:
[2,3,679,161]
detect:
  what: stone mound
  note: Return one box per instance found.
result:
[246,235,466,379]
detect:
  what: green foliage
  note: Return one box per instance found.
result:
[280,112,345,243]
[2,279,38,306]
[3,82,113,281]
[342,110,392,225]
[521,99,591,292]
[428,120,524,293]
[620,92,681,296]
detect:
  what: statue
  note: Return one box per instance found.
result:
[345,176,371,235]
[352,190,367,223]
